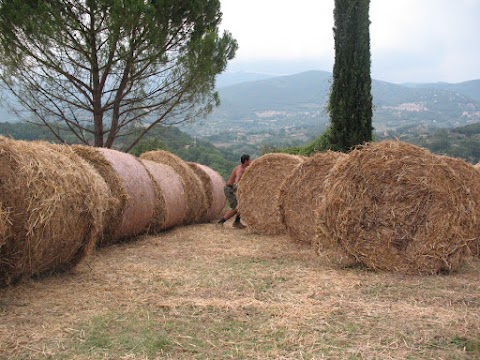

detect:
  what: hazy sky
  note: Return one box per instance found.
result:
[219,0,480,84]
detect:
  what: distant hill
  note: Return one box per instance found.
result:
[401,80,480,103]
[0,91,21,122]
[2,70,479,143]
[179,71,480,137]
[215,71,275,88]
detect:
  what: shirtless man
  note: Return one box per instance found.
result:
[218,154,251,228]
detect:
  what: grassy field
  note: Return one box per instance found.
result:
[1,222,479,359]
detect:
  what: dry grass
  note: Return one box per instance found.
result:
[1,223,479,359]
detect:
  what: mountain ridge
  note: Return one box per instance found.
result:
[179,70,480,137]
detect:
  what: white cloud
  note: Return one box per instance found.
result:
[220,0,334,60]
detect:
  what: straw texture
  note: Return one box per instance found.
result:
[188,163,226,222]
[141,159,187,231]
[318,140,475,274]
[438,155,480,256]
[140,150,208,225]
[73,146,155,243]
[0,138,106,286]
[279,151,346,245]
[237,153,305,235]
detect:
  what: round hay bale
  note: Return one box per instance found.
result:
[139,150,208,225]
[187,162,226,222]
[73,146,155,243]
[140,159,187,231]
[0,138,106,286]
[438,155,480,256]
[279,151,346,245]
[237,153,305,235]
[318,140,475,274]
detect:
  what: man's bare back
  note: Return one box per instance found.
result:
[226,164,247,187]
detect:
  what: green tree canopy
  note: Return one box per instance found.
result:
[0,0,237,150]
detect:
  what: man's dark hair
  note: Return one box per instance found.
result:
[241,154,250,164]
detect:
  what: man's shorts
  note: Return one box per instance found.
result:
[224,185,237,209]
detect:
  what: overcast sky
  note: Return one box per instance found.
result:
[219,0,480,84]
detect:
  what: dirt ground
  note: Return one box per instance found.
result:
[1,221,479,359]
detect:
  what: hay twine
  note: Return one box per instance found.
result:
[279,151,346,246]
[0,138,107,286]
[237,153,305,235]
[141,159,187,232]
[140,150,208,225]
[317,140,477,274]
[188,163,226,222]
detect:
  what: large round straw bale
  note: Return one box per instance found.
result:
[73,146,155,243]
[237,153,305,235]
[187,162,226,222]
[140,159,187,231]
[139,150,208,225]
[0,138,106,286]
[279,151,346,245]
[318,140,476,274]
[438,155,480,256]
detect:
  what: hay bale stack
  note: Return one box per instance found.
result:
[279,151,346,245]
[438,155,480,256]
[139,150,208,225]
[140,159,187,231]
[0,138,107,286]
[318,140,476,274]
[187,163,226,222]
[73,146,155,244]
[237,153,305,235]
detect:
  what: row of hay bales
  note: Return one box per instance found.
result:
[0,136,226,286]
[237,140,480,275]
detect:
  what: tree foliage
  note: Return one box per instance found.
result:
[277,128,332,156]
[0,0,237,150]
[327,0,373,151]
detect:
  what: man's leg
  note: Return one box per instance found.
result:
[218,208,237,224]
[219,186,238,224]
[232,213,246,229]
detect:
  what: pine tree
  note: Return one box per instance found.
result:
[0,0,237,151]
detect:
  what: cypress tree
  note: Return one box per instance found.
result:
[328,0,373,152]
